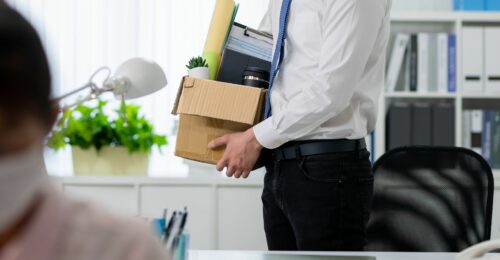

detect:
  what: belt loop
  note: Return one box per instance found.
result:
[294,143,302,161]
[295,143,307,173]
[355,139,361,159]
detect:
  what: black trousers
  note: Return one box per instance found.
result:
[261,147,374,251]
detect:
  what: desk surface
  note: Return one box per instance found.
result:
[188,251,457,260]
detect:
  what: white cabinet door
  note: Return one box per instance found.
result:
[217,186,267,250]
[63,185,137,216]
[139,185,214,250]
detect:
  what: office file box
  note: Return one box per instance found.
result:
[462,27,485,93]
[172,77,266,165]
[485,27,500,93]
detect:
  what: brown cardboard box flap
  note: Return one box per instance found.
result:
[173,77,265,125]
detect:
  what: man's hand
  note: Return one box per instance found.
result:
[208,128,263,179]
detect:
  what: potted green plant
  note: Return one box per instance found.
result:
[186,56,210,79]
[48,100,167,176]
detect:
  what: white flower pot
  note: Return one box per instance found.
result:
[188,67,210,79]
[72,146,149,176]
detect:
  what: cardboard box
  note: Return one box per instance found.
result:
[172,77,266,164]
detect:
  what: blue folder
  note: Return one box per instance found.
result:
[454,0,485,10]
[486,0,500,10]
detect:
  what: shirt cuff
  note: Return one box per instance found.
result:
[253,118,290,149]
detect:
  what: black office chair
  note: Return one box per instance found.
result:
[366,146,494,252]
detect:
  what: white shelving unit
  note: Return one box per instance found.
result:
[375,11,500,171]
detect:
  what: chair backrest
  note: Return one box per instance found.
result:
[366,147,494,252]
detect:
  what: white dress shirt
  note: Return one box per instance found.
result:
[253,0,392,149]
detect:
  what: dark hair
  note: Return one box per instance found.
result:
[0,3,52,126]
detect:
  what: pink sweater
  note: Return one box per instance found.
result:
[0,189,169,260]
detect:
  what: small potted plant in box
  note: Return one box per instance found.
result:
[186,56,210,79]
[48,100,167,176]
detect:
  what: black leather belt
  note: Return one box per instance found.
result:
[273,139,366,161]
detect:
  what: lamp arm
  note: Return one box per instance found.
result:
[52,82,94,104]
[51,67,112,110]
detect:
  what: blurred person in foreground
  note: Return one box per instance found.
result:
[0,3,168,260]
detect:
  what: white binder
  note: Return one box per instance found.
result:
[386,33,410,92]
[462,27,485,93]
[437,33,449,93]
[485,27,500,93]
[417,33,430,93]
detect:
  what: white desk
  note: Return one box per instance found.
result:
[188,251,457,260]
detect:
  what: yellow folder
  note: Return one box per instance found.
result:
[202,0,236,80]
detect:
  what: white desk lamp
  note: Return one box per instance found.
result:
[54,58,168,109]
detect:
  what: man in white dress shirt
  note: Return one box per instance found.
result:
[209,0,391,250]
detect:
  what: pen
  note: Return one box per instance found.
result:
[166,213,182,250]
[163,211,177,245]
[170,208,189,253]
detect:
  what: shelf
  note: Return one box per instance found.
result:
[461,93,500,99]
[391,11,458,22]
[391,11,500,23]
[459,12,500,22]
[385,92,457,99]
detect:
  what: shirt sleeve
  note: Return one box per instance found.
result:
[253,0,388,149]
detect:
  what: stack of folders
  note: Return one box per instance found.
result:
[217,23,273,85]
[454,0,500,11]
[386,102,455,150]
[462,26,500,93]
[386,33,457,94]
[463,110,500,168]
[151,208,189,260]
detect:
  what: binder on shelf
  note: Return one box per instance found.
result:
[482,111,492,164]
[454,0,486,10]
[437,33,449,94]
[410,34,418,92]
[432,103,455,147]
[402,48,411,92]
[486,0,500,10]
[485,27,500,93]
[462,27,485,93]
[417,33,430,93]
[492,112,500,169]
[386,33,410,92]
[387,102,412,150]
[463,111,472,149]
[412,103,432,145]
[428,34,439,93]
[448,34,457,93]
[471,110,483,155]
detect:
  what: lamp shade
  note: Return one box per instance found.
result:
[110,58,168,100]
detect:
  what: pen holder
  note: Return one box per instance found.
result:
[173,232,190,260]
[151,218,166,239]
